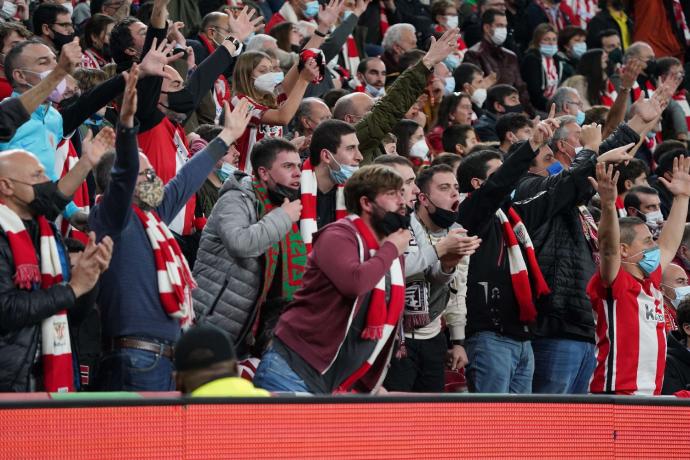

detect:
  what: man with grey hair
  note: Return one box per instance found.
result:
[291,97,332,157]
[549,115,582,169]
[381,23,417,85]
[550,87,584,121]
[246,34,278,51]
[623,41,657,102]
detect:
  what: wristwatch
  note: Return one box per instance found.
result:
[450,340,464,347]
[224,35,243,57]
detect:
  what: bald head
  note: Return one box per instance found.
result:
[0,150,50,219]
[333,92,374,124]
[662,263,690,303]
[0,150,45,180]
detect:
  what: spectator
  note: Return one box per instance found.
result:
[254,165,411,394]
[246,34,279,52]
[525,0,575,34]
[174,325,270,396]
[427,92,474,154]
[393,120,427,169]
[599,29,623,64]
[464,9,534,116]
[521,23,567,112]
[91,68,251,391]
[269,21,301,53]
[495,113,532,155]
[589,156,690,396]
[557,26,587,78]
[562,49,615,110]
[381,23,417,85]
[549,87,584,119]
[292,97,332,141]
[431,152,462,174]
[356,0,401,48]
[652,148,688,218]
[90,0,133,22]
[455,118,556,393]
[265,0,319,33]
[624,42,657,102]
[462,0,513,50]
[442,124,478,157]
[613,158,650,216]
[658,57,690,138]
[586,0,633,51]
[80,14,115,70]
[193,137,304,359]
[355,57,386,98]
[584,105,610,125]
[632,0,685,62]
[0,22,32,100]
[549,115,582,168]
[384,163,480,392]
[33,3,74,53]
[661,263,688,333]
[624,186,664,239]
[453,63,494,117]
[474,84,522,142]
[662,301,690,394]
[431,0,458,34]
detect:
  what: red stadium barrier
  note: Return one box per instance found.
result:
[1,394,690,459]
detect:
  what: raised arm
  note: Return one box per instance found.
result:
[260,60,320,126]
[603,59,642,138]
[657,156,690,269]
[591,162,621,286]
[57,128,116,198]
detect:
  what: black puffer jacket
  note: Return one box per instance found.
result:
[513,124,640,343]
[0,222,76,392]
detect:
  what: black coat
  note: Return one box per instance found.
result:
[662,332,690,395]
[513,124,640,343]
[586,9,633,50]
[520,48,568,112]
[0,222,77,392]
[474,111,499,142]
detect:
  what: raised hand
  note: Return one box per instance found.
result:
[219,99,252,145]
[120,64,139,126]
[588,162,618,204]
[167,21,186,47]
[597,142,635,165]
[69,233,114,298]
[529,105,559,151]
[660,155,690,197]
[317,0,345,30]
[423,28,461,67]
[228,6,264,41]
[632,96,662,124]
[15,0,28,20]
[57,38,82,75]
[619,58,643,90]
[580,123,602,152]
[299,57,320,82]
[82,127,116,168]
[138,38,177,78]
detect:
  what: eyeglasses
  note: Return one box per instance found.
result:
[52,22,75,31]
[138,168,157,182]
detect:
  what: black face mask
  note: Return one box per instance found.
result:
[503,103,524,114]
[59,94,79,110]
[290,44,301,53]
[371,204,411,236]
[268,184,301,205]
[644,58,657,77]
[606,47,623,76]
[162,88,196,114]
[50,29,75,50]
[15,180,67,220]
[425,197,458,229]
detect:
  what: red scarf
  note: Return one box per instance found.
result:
[543,56,558,100]
[615,196,627,217]
[343,35,360,79]
[299,159,346,252]
[600,80,618,107]
[0,203,74,392]
[336,215,405,392]
[496,208,550,323]
[57,138,90,244]
[672,0,690,45]
[132,206,196,329]
[673,90,690,131]
[379,1,389,35]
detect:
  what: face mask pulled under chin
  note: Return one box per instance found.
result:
[371,203,411,236]
[425,196,458,229]
[268,183,300,204]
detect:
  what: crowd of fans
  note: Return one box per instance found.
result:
[3,0,690,398]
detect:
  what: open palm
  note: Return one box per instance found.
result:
[662,156,690,197]
[82,127,116,168]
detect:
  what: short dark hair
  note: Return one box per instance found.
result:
[436,92,472,128]
[309,119,357,166]
[614,158,649,194]
[33,3,70,36]
[584,105,609,125]
[453,62,482,90]
[619,216,647,245]
[250,138,297,173]
[83,14,116,50]
[392,119,422,158]
[94,151,116,194]
[442,124,474,152]
[557,25,586,51]
[344,165,403,215]
[657,56,683,78]
[4,39,45,87]
[486,84,518,114]
[431,152,462,169]
[457,150,502,193]
[416,164,455,194]
[0,22,32,50]
[357,57,381,75]
[373,155,414,169]
[110,17,139,65]
[481,8,506,27]
[495,113,531,143]
[624,185,659,211]
[653,140,687,165]
[597,28,620,47]
[322,88,349,110]
[656,148,687,177]
[677,300,690,339]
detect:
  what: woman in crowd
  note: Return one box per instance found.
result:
[427,92,474,155]
[394,119,429,170]
[521,23,567,113]
[556,25,587,80]
[562,48,615,109]
[269,21,302,53]
[80,14,115,70]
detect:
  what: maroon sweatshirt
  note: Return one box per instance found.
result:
[274,218,402,390]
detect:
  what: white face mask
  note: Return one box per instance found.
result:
[471,87,487,107]
[254,71,284,94]
[446,15,459,29]
[671,285,690,308]
[2,0,17,17]
[409,139,429,159]
[491,27,508,46]
[643,209,664,231]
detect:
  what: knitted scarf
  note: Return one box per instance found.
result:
[132,206,196,329]
[0,203,74,392]
[496,208,550,323]
[578,205,600,265]
[336,215,405,392]
[299,158,346,252]
[57,138,90,244]
[252,178,307,334]
[615,196,627,217]
[672,0,690,45]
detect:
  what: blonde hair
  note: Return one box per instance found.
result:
[232,51,277,108]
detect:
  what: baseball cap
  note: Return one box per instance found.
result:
[174,325,237,372]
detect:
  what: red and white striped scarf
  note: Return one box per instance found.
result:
[496,208,550,323]
[601,80,618,107]
[299,158,346,252]
[615,196,627,217]
[536,0,568,30]
[673,90,690,130]
[336,215,405,392]
[543,56,558,100]
[379,1,389,36]
[0,203,74,392]
[672,0,690,45]
[566,0,596,25]
[132,206,196,329]
[57,139,90,244]
[343,35,361,80]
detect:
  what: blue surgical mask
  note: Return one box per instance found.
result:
[444,76,455,95]
[634,246,661,276]
[366,83,385,98]
[572,42,587,58]
[444,54,460,71]
[539,44,558,57]
[671,285,690,308]
[304,1,319,18]
[546,161,564,175]
[216,162,236,182]
[646,131,657,139]
[576,109,585,125]
[328,152,358,184]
